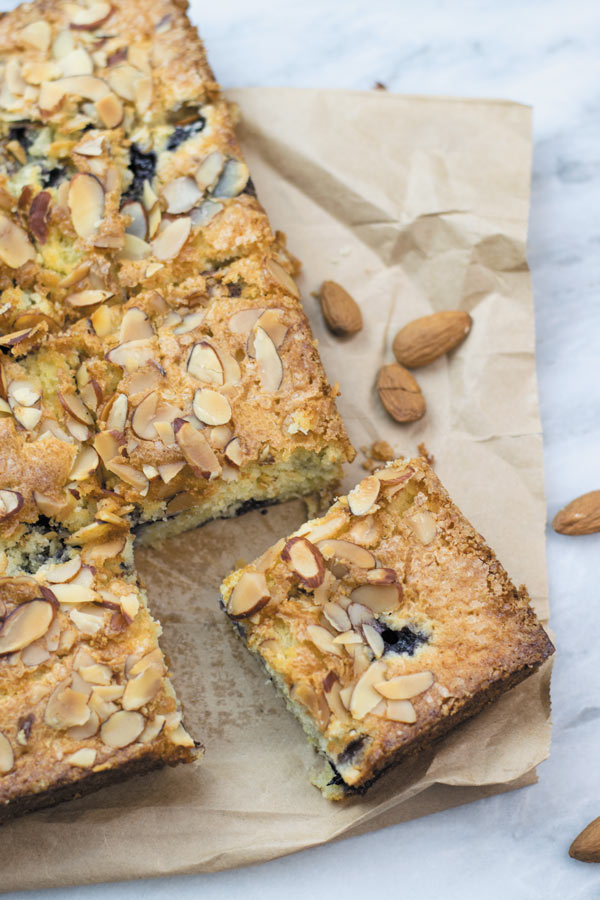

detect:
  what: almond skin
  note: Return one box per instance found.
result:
[376,363,425,423]
[569,816,600,862]
[392,310,472,368]
[553,490,600,535]
[319,281,363,337]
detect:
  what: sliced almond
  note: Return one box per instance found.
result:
[75,134,105,157]
[0,215,36,268]
[131,391,159,439]
[375,671,434,700]
[350,583,402,615]
[119,233,151,261]
[69,445,99,481]
[13,406,42,430]
[105,459,149,493]
[121,200,148,240]
[192,388,231,426]
[348,476,380,517]
[385,699,417,723]
[67,748,97,768]
[291,682,329,731]
[229,308,263,334]
[28,191,52,244]
[0,732,14,774]
[323,601,351,633]
[100,709,145,748]
[333,630,364,646]
[281,537,325,589]
[152,217,191,260]
[0,489,24,522]
[45,556,82,583]
[45,684,90,730]
[50,583,97,605]
[173,310,206,335]
[195,150,224,190]
[157,461,184,484]
[408,511,437,545]
[20,20,51,52]
[224,437,243,466]
[69,2,114,30]
[0,599,54,655]
[0,328,34,348]
[162,177,203,214]
[350,659,388,720]
[187,342,224,385]
[69,606,105,635]
[106,64,140,100]
[138,714,166,744]
[363,623,384,658]
[374,465,415,487]
[254,326,282,392]
[122,666,162,710]
[316,539,376,570]
[265,258,300,299]
[58,391,94,426]
[105,392,128,431]
[174,419,221,480]
[105,339,154,370]
[58,47,93,77]
[22,641,51,666]
[212,158,249,198]
[226,571,270,619]
[120,306,154,343]
[306,624,343,658]
[68,174,105,240]
[246,309,287,358]
[66,710,100,740]
[79,663,112,685]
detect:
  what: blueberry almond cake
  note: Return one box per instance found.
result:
[0,0,352,819]
[221,458,554,796]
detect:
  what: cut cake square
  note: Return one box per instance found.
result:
[220,458,554,795]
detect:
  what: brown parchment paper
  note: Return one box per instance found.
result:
[0,89,552,892]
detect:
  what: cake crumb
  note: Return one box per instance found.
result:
[361,440,397,471]
[418,442,434,466]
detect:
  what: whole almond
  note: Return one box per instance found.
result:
[319,281,363,336]
[376,364,425,423]
[569,816,600,862]
[553,490,600,535]
[393,310,472,368]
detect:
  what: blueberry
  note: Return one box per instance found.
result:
[167,113,206,151]
[337,736,366,766]
[7,125,34,153]
[41,166,66,188]
[125,144,157,200]
[379,625,427,656]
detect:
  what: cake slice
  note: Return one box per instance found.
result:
[0,527,197,822]
[220,458,554,795]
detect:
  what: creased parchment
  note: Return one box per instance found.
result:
[0,89,551,892]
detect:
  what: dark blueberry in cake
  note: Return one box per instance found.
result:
[380,625,427,656]
[227,282,242,297]
[242,176,256,196]
[336,735,366,766]
[7,124,34,153]
[41,165,66,188]
[166,113,206,151]
[125,144,157,200]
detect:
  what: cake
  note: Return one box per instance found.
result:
[0,0,352,819]
[220,458,554,796]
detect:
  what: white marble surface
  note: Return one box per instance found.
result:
[6,1,600,897]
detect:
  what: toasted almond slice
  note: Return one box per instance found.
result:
[90,304,115,337]
[79,663,113,685]
[119,233,151,261]
[0,489,24,521]
[0,328,34,348]
[375,671,434,700]
[306,624,343,657]
[138,714,166,744]
[374,465,415,486]
[350,583,402,614]
[58,391,94,425]
[69,445,99,481]
[20,19,51,52]
[131,390,159,439]
[69,606,105,635]
[323,601,351,633]
[100,710,145,748]
[0,599,54,655]
[365,567,397,585]
[0,732,14,774]
[212,158,249,198]
[106,64,140,100]
[195,150,225,190]
[59,261,92,288]
[363,623,384,659]
[67,748,97,768]
[80,379,102,413]
[122,666,162,710]
[385,699,417,723]
[75,134,105,157]
[226,571,270,619]
[105,392,128,431]
[69,1,113,30]
[208,424,232,450]
[66,710,100,740]
[13,405,42,430]
[22,641,51,666]
[254,326,282,392]
[105,459,149,492]
[50,583,97,605]
[347,602,376,629]
[174,419,221,480]
[291,682,330,730]
[229,308,264,334]
[39,74,109,112]
[128,648,164,678]
[121,200,147,240]
[0,214,36,268]
[408,511,437,545]
[173,310,205,334]
[333,630,363,646]
[65,417,89,442]
[265,258,300,299]
[247,309,287,358]
[349,659,389,720]
[162,177,203,214]
[154,420,175,446]
[120,306,154,343]
[45,556,82,583]
[316,539,376,570]
[105,339,154,370]
[28,190,52,243]
[224,436,243,466]
[187,341,224,385]
[68,174,105,240]
[282,537,325,588]
[45,684,90,730]
[348,476,380,517]
[155,462,183,486]
[192,388,231,426]
[58,47,93,77]
[152,217,191,260]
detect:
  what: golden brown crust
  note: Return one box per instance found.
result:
[221,458,554,792]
